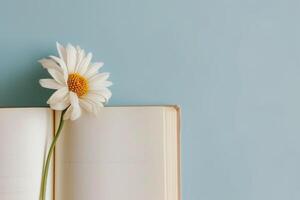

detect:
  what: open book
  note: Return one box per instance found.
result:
[0,106,181,200]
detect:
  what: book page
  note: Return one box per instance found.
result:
[55,107,175,200]
[0,108,53,200]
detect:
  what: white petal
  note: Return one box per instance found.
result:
[83,97,103,114]
[69,92,82,120]
[85,94,105,106]
[50,56,69,81]
[47,87,69,105]
[50,96,70,110]
[63,92,82,121]
[92,103,103,114]
[63,106,72,120]
[84,93,106,103]
[77,52,92,74]
[39,58,63,73]
[39,79,64,90]
[89,88,112,101]
[75,46,85,72]
[56,42,67,63]
[47,68,65,84]
[49,56,66,69]
[84,62,104,78]
[89,80,112,90]
[102,81,113,87]
[66,44,77,73]
[79,99,94,113]
[88,90,110,97]
[88,72,110,82]
[88,73,112,89]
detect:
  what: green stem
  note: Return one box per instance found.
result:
[40,109,66,200]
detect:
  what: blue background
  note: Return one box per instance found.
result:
[1,0,300,199]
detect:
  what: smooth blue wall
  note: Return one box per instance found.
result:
[1,0,300,199]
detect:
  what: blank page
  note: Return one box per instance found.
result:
[55,107,177,200]
[0,108,53,200]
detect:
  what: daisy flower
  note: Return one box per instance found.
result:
[39,42,112,120]
[38,43,112,200]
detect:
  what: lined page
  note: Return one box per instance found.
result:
[55,107,169,200]
[0,108,53,200]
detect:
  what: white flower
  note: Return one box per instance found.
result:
[39,42,112,120]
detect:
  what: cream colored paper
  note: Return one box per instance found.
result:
[0,108,53,200]
[55,106,179,200]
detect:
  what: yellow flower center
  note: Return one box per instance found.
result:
[67,73,89,97]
